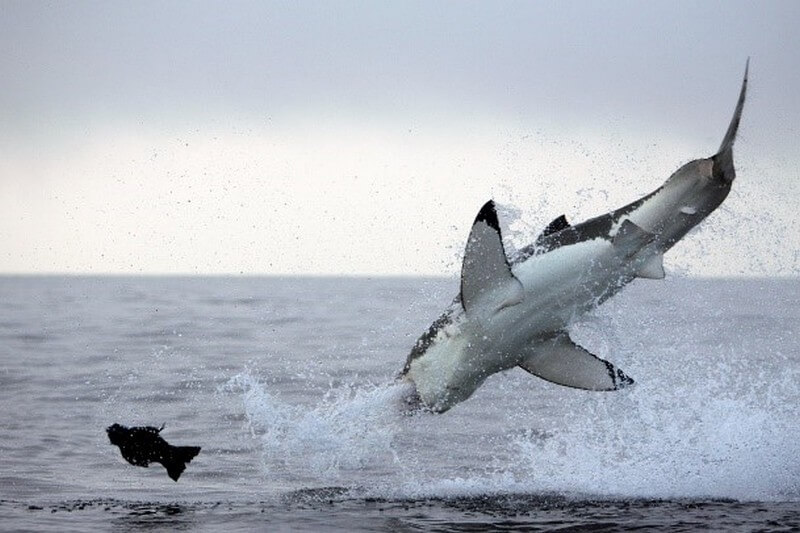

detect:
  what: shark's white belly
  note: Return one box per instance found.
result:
[407,238,631,412]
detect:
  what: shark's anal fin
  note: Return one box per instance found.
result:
[636,253,665,280]
[460,200,524,316]
[518,333,634,391]
[613,219,655,258]
[535,214,570,244]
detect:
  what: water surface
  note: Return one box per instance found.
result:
[1,276,798,530]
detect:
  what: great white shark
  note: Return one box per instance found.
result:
[400,62,749,413]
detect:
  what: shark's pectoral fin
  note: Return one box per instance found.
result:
[613,220,655,258]
[518,333,633,391]
[460,200,525,315]
[636,253,665,280]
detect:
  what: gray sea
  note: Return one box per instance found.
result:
[1,275,798,531]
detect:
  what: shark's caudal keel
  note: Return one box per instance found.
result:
[401,63,749,413]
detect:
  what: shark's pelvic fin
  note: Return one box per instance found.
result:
[518,333,634,391]
[613,219,655,258]
[636,253,666,280]
[460,200,524,316]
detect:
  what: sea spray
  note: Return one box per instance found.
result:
[226,372,412,486]
[221,277,800,503]
[504,292,800,502]
[507,388,800,501]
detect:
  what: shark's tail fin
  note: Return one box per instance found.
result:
[713,59,749,183]
[717,58,749,156]
[164,445,201,482]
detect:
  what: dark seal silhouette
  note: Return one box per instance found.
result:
[106,423,201,481]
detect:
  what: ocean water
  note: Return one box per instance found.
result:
[1,275,798,531]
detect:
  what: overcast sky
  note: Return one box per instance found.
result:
[1,1,798,275]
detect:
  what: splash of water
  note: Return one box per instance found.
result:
[226,373,413,486]
[507,389,800,501]
[224,278,800,503]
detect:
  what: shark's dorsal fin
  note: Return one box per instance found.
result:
[518,332,633,391]
[542,214,570,237]
[535,214,570,244]
[460,201,524,316]
[613,219,655,258]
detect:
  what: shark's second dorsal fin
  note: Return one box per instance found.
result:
[535,214,570,245]
[460,201,524,316]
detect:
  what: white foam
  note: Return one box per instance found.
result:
[507,390,799,501]
[226,373,411,486]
